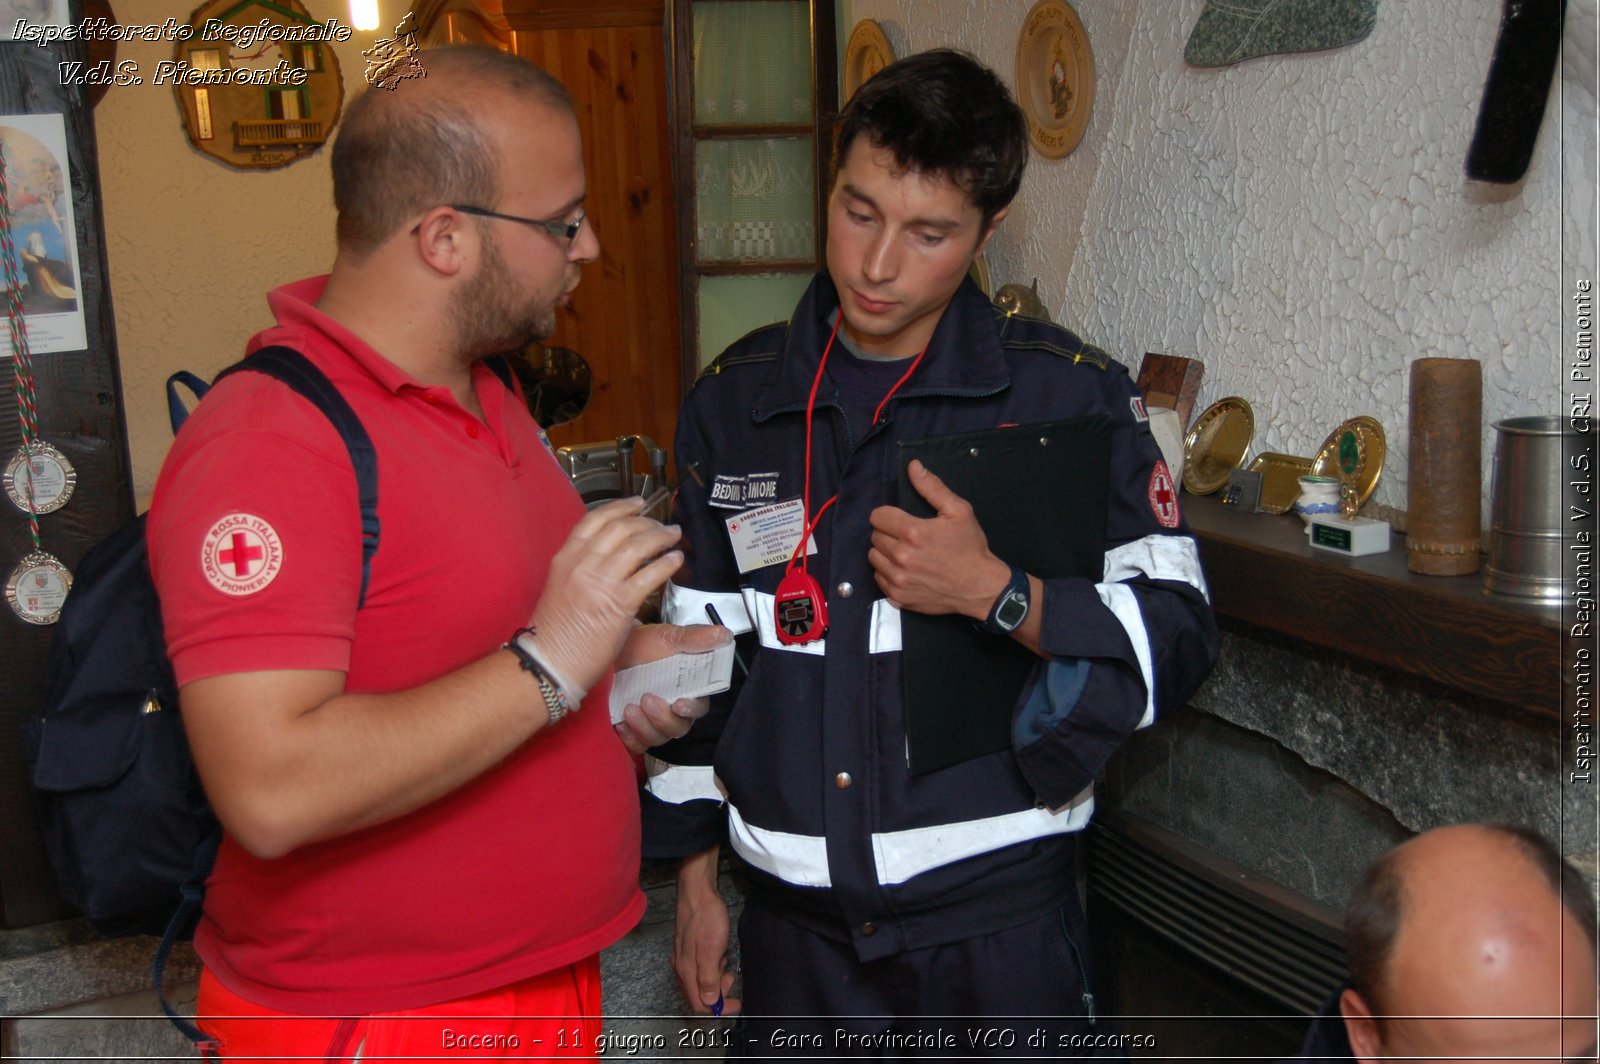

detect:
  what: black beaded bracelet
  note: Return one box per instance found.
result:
[502,632,571,725]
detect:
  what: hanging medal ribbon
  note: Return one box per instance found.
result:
[6,439,76,514]
[6,550,72,625]
[1,132,72,624]
[774,315,926,646]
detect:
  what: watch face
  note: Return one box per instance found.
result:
[995,590,1029,631]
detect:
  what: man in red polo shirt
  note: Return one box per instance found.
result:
[147,45,720,1060]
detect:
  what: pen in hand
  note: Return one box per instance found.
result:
[704,605,749,676]
[641,485,673,519]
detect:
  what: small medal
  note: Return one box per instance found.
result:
[774,569,828,645]
[6,550,73,626]
[5,441,76,515]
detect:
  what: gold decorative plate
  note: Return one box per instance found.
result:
[968,254,992,297]
[1015,0,1096,159]
[1248,451,1314,514]
[1310,415,1386,507]
[843,19,894,101]
[1183,396,1254,495]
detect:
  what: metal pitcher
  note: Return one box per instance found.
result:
[1483,416,1595,601]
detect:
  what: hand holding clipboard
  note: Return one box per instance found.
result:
[892,416,1111,774]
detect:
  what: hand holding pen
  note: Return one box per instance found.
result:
[704,605,749,676]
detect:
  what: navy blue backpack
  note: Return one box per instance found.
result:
[22,346,380,1043]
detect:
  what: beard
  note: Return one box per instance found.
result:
[449,231,564,360]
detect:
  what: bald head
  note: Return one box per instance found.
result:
[331,45,574,257]
[1340,824,1598,1063]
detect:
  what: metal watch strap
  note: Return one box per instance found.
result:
[503,636,572,725]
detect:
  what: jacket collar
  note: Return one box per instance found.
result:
[752,272,1011,421]
[1287,988,1356,1064]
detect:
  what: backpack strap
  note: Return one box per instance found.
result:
[151,348,381,1052]
[151,828,223,1053]
[165,371,210,435]
[214,346,381,608]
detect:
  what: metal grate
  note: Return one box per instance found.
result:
[1087,815,1348,1016]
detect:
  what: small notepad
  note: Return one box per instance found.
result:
[608,642,736,724]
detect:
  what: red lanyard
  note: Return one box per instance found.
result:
[774,316,925,645]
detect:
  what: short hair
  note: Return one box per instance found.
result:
[1344,824,1598,1014]
[1344,842,1407,1013]
[833,49,1028,228]
[332,45,574,255]
[1501,823,1599,949]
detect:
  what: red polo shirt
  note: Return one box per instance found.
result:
[148,277,644,1014]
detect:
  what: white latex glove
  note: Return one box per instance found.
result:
[613,623,731,753]
[525,496,685,697]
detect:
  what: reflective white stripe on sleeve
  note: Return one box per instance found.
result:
[727,789,1094,890]
[1096,534,1206,729]
[662,582,753,632]
[1096,583,1156,728]
[738,589,903,655]
[872,791,1093,885]
[1102,534,1210,602]
[643,762,724,805]
[869,599,902,653]
[728,804,833,887]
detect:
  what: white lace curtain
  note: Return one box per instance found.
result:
[693,1,816,262]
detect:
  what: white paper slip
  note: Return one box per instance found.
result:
[609,642,737,724]
[725,499,815,574]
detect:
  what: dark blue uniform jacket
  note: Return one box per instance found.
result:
[644,274,1219,962]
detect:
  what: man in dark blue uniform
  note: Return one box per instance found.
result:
[646,50,1219,1055]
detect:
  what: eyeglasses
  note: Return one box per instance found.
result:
[450,204,586,245]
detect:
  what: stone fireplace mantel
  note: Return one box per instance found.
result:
[1184,492,1561,717]
[1102,491,1589,916]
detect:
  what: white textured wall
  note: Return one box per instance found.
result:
[848,0,1596,511]
[96,1,1596,508]
[93,0,386,505]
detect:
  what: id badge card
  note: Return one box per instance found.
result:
[724,499,816,575]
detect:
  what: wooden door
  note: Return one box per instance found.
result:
[420,0,681,456]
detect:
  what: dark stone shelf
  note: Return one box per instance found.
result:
[1184,492,1562,717]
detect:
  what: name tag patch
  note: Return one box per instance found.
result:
[708,471,781,511]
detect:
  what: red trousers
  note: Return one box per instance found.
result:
[195,955,603,1061]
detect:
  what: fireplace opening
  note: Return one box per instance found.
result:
[1086,811,1348,1059]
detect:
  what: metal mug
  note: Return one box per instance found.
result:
[1482,415,1594,601]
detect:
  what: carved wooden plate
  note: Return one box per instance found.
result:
[843,19,894,101]
[1015,0,1095,159]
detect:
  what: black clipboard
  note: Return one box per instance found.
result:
[896,415,1110,774]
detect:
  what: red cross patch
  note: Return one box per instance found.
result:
[1148,461,1180,528]
[201,513,284,596]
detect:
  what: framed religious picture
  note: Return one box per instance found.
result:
[0,113,87,353]
[0,0,70,40]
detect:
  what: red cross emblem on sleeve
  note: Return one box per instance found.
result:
[202,514,284,595]
[1148,461,1181,528]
